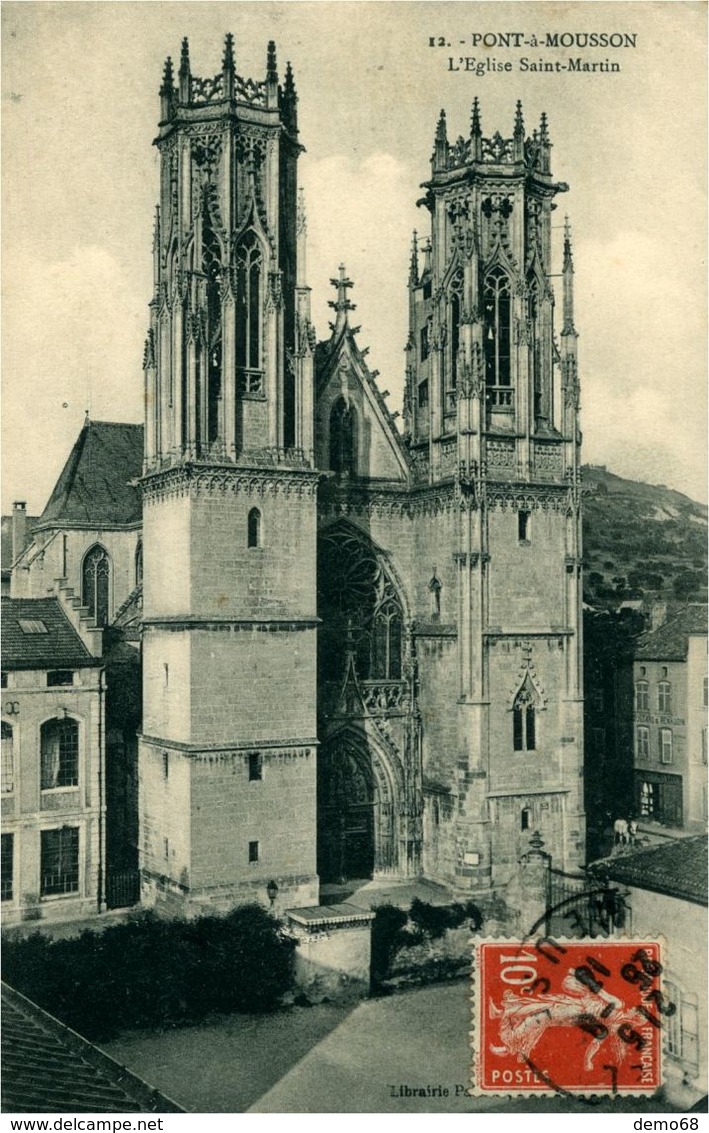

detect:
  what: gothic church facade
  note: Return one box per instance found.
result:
[135,35,585,913]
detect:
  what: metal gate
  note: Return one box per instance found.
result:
[547,868,626,937]
[106,868,140,910]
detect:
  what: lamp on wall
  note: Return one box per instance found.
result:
[266,879,279,907]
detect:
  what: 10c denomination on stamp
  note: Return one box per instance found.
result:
[472,939,666,1096]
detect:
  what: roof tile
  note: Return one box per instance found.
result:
[635,605,707,661]
[1,599,96,671]
[593,835,708,906]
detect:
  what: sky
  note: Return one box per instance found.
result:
[2,1,706,514]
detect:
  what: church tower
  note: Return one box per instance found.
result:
[139,36,319,912]
[405,101,585,887]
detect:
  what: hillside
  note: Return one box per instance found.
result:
[581,465,707,608]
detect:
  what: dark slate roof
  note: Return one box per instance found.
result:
[1,983,183,1113]
[593,835,708,906]
[38,421,144,529]
[635,604,708,661]
[1,598,96,671]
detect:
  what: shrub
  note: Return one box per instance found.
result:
[370,904,408,984]
[408,898,483,939]
[2,904,295,1041]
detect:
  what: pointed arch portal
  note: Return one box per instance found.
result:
[318,731,396,883]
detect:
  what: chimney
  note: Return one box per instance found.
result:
[12,501,27,564]
[649,600,668,631]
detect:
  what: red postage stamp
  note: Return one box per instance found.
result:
[473,940,665,1096]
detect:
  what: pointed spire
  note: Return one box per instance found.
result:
[538,112,551,173]
[470,97,482,160]
[409,230,419,287]
[265,40,278,108]
[178,37,191,103]
[327,264,356,334]
[159,56,175,119]
[433,108,449,172]
[266,40,278,82]
[160,56,174,95]
[513,99,525,160]
[222,32,235,98]
[514,100,524,137]
[471,97,481,136]
[222,32,235,73]
[281,61,298,131]
[562,216,576,336]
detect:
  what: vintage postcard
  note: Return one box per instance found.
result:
[1,0,706,1120]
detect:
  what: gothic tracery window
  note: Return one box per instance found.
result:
[513,678,538,752]
[202,193,223,444]
[318,526,405,688]
[236,230,262,379]
[483,266,512,390]
[82,545,110,627]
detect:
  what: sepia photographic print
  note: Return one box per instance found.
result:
[1,1,707,1121]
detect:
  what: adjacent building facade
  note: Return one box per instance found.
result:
[600,836,707,1106]
[1,598,104,925]
[633,605,708,832]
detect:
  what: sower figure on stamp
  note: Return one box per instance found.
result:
[488,973,645,1073]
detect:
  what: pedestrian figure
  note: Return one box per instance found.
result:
[627,817,637,846]
[613,817,628,847]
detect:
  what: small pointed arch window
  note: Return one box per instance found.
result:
[135,540,143,587]
[483,266,512,388]
[82,544,110,627]
[429,573,442,620]
[247,507,262,549]
[236,229,263,375]
[329,397,357,477]
[513,678,538,752]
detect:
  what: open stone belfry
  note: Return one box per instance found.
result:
[136,35,585,912]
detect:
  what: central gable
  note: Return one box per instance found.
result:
[315,329,410,485]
